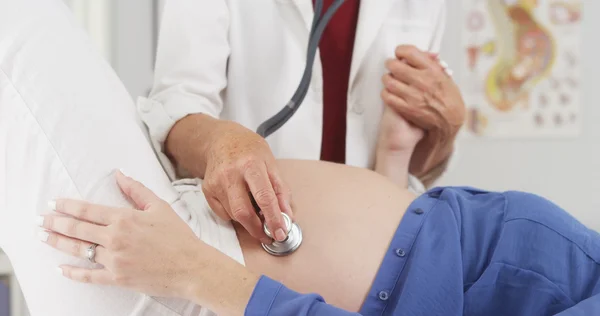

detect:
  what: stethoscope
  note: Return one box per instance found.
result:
[252,0,347,256]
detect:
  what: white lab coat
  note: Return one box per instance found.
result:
[138,0,448,193]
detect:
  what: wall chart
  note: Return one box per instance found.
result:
[461,0,582,138]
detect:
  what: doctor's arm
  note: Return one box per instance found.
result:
[147,0,230,172]
[145,0,231,177]
[417,0,462,187]
[142,0,292,244]
[417,0,459,187]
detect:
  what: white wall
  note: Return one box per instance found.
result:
[112,0,156,99]
[61,0,156,98]
[63,0,113,64]
[438,0,600,232]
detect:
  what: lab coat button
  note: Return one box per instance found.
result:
[352,104,364,114]
[414,208,424,215]
[312,83,323,94]
[139,100,154,113]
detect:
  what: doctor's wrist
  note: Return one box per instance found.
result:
[418,150,452,188]
[166,113,229,178]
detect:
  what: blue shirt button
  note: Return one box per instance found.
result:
[414,208,424,215]
[378,290,390,301]
[395,248,406,257]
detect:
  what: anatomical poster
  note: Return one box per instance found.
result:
[461,0,582,138]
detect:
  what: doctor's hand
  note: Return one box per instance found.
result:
[203,120,293,244]
[381,45,466,185]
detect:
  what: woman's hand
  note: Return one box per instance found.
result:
[377,106,425,154]
[381,45,466,182]
[375,105,425,188]
[38,171,259,315]
[38,171,202,298]
[203,120,293,244]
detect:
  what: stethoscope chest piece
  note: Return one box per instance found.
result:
[253,0,345,256]
[261,213,303,256]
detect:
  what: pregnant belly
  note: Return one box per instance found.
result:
[235,159,416,312]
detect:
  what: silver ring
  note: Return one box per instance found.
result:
[86,244,98,263]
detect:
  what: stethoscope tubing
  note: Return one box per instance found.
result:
[256,0,347,138]
[252,0,346,256]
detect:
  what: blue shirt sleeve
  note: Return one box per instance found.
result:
[245,275,362,316]
[554,294,600,316]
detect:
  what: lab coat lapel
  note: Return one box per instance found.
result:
[349,0,395,89]
[290,0,315,33]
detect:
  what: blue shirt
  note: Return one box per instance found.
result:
[245,187,600,315]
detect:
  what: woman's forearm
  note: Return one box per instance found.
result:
[186,243,260,316]
[186,242,362,316]
[374,149,413,189]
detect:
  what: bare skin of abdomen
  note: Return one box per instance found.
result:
[235,159,417,312]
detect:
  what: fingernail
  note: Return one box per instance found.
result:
[48,200,56,211]
[275,228,287,242]
[56,267,63,275]
[446,69,454,77]
[38,231,49,242]
[119,168,130,177]
[439,60,449,69]
[35,215,45,227]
